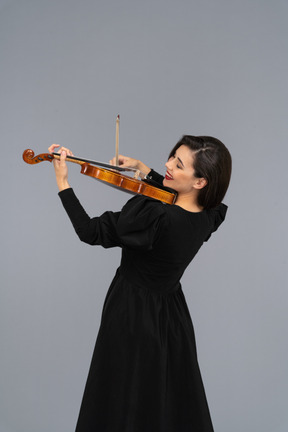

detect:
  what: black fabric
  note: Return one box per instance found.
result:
[147,168,165,185]
[58,188,227,432]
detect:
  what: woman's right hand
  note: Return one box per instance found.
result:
[109,155,151,179]
[48,144,73,191]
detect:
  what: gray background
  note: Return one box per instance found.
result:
[1,0,287,431]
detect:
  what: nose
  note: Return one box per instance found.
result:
[165,158,173,170]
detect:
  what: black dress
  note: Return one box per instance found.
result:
[58,176,227,432]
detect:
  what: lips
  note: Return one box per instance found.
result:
[165,171,173,180]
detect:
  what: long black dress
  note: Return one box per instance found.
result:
[58,174,227,432]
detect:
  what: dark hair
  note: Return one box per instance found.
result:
[169,135,232,209]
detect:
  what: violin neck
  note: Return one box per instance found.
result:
[52,152,131,172]
[52,153,85,166]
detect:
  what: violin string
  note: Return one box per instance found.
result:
[52,152,140,174]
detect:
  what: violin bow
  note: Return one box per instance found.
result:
[115,114,119,166]
[115,114,140,179]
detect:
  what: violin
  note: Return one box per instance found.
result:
[22,149,177,205]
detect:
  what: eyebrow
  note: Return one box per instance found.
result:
[177,156,185,168]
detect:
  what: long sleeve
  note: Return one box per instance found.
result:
[58,189,167,251]
[147,169,164,185]
[58,188,121,248]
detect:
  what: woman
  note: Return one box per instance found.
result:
[49,135,231,432]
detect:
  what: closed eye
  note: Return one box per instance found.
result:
[175,154,185,169]
[170,152,184,169]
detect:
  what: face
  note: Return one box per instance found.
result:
[163,145,205,194]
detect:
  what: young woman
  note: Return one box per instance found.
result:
[49,135,231,432]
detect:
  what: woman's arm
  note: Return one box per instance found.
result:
[109,155,151,179]
[110,154,164,185]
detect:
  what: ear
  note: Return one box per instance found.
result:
[193,177,207,190]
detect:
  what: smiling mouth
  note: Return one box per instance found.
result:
[165,171,173,180]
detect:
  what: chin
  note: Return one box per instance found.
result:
[163,179,176,191]
[163,178,171,187]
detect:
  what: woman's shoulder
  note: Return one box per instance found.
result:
[116,195,168,249]
[117,195,168,228]
[203,203,228,241]
[166,202,228,241]
[120,194,168,219]
[207,203,228,224]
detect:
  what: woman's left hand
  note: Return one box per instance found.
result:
[48,144,73,191]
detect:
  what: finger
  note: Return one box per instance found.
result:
[60,150,67,162]
[49,144,60,153]
[111,155,127,166]
[110,157,122,165]
[59,146,73,157]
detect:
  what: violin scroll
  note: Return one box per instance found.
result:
[23,149,54,164]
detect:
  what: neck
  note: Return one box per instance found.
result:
[175,193,203,213]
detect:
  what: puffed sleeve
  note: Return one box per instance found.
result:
[58,189,167,250]
[116,195,167,250]
[204,203,228,242]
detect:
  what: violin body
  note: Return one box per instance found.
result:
[22,149,177,205]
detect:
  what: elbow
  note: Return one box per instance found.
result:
[75,226,96,245]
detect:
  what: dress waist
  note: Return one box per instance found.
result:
[117,266,182,296]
